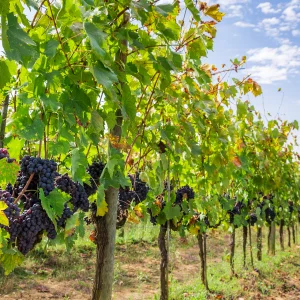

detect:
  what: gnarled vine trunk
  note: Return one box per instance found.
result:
[197,232,208,290]
[158,225,168,300]
[268,222,276,255]
[248,224,254,268]
[292,224,296,244]
[287,226,291,247]
[229,227,236,276]
[279,219,284,251]
[92,12,129,300]
[257,226,262,261]
[93,187,119,300]
[242,226,247,268]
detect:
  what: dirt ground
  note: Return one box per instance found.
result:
[0,236,299,299]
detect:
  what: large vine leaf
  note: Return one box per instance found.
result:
[0,159,19,188]
[40,189,71,229]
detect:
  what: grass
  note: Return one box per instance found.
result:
[0,220,299,299]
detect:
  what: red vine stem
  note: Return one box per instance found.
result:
[46,0,74,73]
[14,173,35,204]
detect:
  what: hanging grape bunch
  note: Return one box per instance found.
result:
[149,185,195,227]
[84,161,106,197]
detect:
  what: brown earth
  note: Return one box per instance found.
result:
[0,235,299,300]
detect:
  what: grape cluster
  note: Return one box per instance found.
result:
[84,161,105,197]
[17,203,56,255]
[118,187,135,210]
[175,185,195,204]
[265,207,276,224]
[288,201,294,214]
[55,174,89,212]
[25,156,57,195]
[149,186,194,227]
[0,190,21,241]
[228,201,243,224]
[14,156,57,198]
[57,204,74,228]
[249,213,257,226]
[130,173,149,204]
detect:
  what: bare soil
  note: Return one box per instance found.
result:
[0,236,299,299]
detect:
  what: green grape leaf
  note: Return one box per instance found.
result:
[84,22,108,61]
[44,39,59,57]
[71,148,88,184]
[0,60,11,89]
[163,202,182,220]
[184,0,201,21]
[0,159,19,188]
[0,248,24,275]
[40,189,71,229]
[91,110,104,133]
[155,4,174,17]
[65,213,79,238]
[92,61,118,91]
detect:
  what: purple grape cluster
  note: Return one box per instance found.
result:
[55,174,89,212]
[228,201,243,224]
[130,173,149,204]
[17,203,56,255]
[0,190,21,241]
[175,185,195,204]
[57,204,74,227]
[249,213,258,226]
[84,161,106,197]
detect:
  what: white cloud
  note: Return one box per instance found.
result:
[292,29,300,36]
[234,21,255,28]
[282,5,300,22]
[227,5,243,18]
[261,17,280,25]
[208,0,249,18]
[245,45,300,84]
[257,2,281,14]
[245,65,288,84]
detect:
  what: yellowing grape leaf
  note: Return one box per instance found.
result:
[90,184,108,217]
[134,204,144,218]
[0,249,24,275]
[204,4,225,22]
[127,210,140,224]
[0,202,8,227]
[189,224,200,235]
